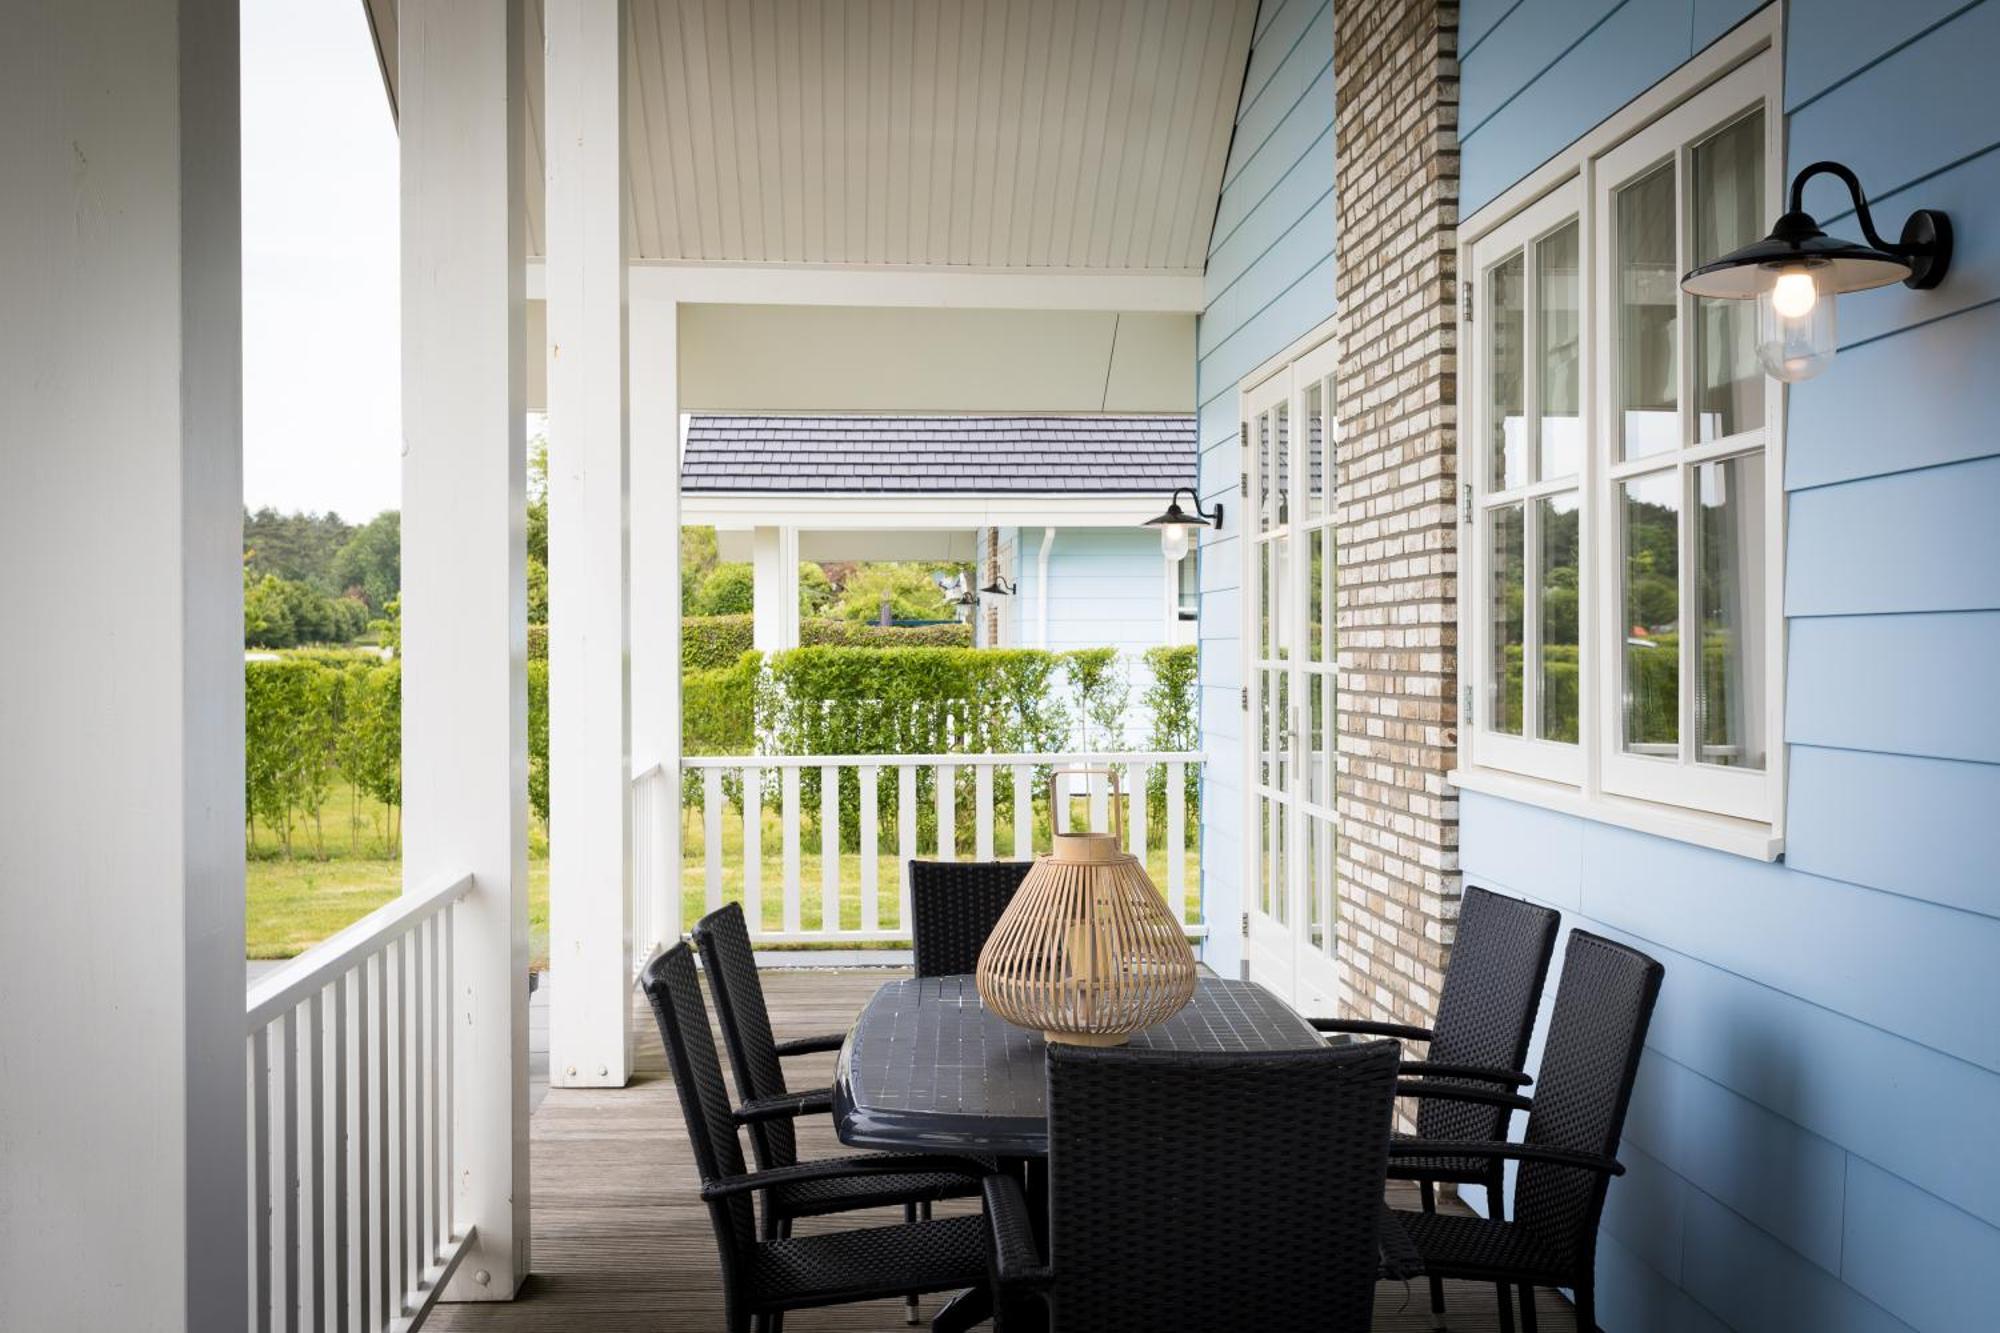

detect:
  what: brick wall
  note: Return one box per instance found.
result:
[1330,0,1461,1045]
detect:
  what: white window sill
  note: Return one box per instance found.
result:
[1447,766,1784,863]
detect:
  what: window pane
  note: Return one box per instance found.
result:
[1307,529,1325,662]
[1696,454,1766,769]
[1620,471,1681,756]
[1274,402,1290,527]
[1537,492,1580,743]
[1694,111,1765,441]
[1177,548,1198,616]
[1616,162,1679,461]
[1257,411,1275,532]
[1258,541,1272,659]
[1305,379,1326,521]
[1306,666,1326,805]
[1488,503,1525,736]
[1273,534,1291,660]
[1273,668,1290,794]
[1488,250,1527,489]
[1306,817,1326,950]
[1258,673,1273,787]
[1537,221,1582,479]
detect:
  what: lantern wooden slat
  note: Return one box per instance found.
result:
[976,768,1197,1045]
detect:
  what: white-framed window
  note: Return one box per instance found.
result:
[1456,30,1786,855]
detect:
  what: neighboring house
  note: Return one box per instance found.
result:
[681,414,1200,666]
[1197,2,2000,1329]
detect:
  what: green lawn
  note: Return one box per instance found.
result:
[247,782,1198,967]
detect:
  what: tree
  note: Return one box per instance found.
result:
[331,511,400,612]
[681,524,719,610]
[1063,648,1129,752]
[244,572,296,648]
[244,506,355,591]
[831,564,959,623]
[798,562,835,616]
[693,563,755,615]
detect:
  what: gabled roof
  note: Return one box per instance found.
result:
[683,415,1196,495]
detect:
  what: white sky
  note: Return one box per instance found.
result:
[241,0,402,523]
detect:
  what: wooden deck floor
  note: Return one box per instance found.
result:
[427,969,1576,1332]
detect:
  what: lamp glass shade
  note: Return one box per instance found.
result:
[976,768,1197,1045]
[1159,520,1191,562]
[1755,266,1837,382]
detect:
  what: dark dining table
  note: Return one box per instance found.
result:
[830,973,1327,1329]
[832,972,1328,1157]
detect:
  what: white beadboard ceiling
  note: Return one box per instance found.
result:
[369,0,1258,272]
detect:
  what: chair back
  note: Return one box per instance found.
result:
[639,944,758,1279]
[1515,931,1664,1271]
[691,902,796,1169]
[909,859,1033,977]
[1417,885,1560,1147]
[1044,1040,1401,1331]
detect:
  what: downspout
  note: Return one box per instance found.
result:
[1036,526,1056,648]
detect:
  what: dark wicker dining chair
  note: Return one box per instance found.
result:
[984,1040,1405,1331]
[641,943,998,1333]
[1389,930,1665,1333]
[908,858,1034,977]
[1311,884,1559,1318]
[692,904,986,1322]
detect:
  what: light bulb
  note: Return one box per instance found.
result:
[1769,269,1819,320]
[1160,522,1191,562]
[1756,267,1836,383]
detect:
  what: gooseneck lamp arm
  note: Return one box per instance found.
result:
[1163,487,1225,529]
[1789,161,1896,257]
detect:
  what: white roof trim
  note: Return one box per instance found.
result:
[683,491,1166,530]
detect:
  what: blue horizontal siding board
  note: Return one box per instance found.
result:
[1788,456,2000,616]
[1576,820,2000,1073]
[1458,791,1585,910]
[1812,149,2000,350]
[1786,299,2000,490]
[1199,190,1336,357]
[1222,4,1332,191]
[1597,1138,1690,1283]
[1786,1,2000,200]
[1459,0,1626,138]
[1841,1156,2000,1332]
[1784,747,2000,919]
[1620,1053,1848,1272]
[1232,0,1324,132]
[1783,0,1982,109]
[1206,120,1335,294]
[1682,1189,1921,1333]
[1460,0,1696,213]
[1198,253,1338,389]
[1788,611,2000,764]
[1594,1228,1703,1333]
[1690,0,1762,51]
[1461,0,1527,56]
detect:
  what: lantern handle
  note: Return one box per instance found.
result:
[1046,766,1124,844]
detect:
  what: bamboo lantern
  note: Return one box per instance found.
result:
[976,767,1197,1045]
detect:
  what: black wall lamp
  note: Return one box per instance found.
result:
[1680,159,1952,382]
[980,574,1017,597]
[1144,487,1224,561]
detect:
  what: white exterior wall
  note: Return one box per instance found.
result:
[1,5,246,1328]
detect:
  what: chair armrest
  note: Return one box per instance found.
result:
[1393,1138,1624,1177]
[701,1153,993,1202]
[982,1175,1052,1289]
[1395,1079,1534,1113]
[1377,1206,1424,1282]
[1400,1060,1533,1088]
[732,1088,834,1126]
[1310,1017,1434,1042]
[772,1032,847,1059]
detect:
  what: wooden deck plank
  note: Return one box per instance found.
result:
[428,969,1576,1331]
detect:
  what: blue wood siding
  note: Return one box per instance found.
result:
[1195,0,1336,975]
[1456,3,2000,1327]
[1003,526,1170,657]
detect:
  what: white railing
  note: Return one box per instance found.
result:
[246,873,476,1333]
[630,760,673,978]
[680,752,1204,946]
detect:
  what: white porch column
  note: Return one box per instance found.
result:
[1,6,244,1326]
[752,524,801,650]
[631,295,682,942]
[546,0,634,1089]
[401,0,531,1299]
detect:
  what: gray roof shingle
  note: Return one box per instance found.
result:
[682,414,1196,494]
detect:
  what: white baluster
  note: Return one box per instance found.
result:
[819,764,839,935]
[936,762,957,861]
[860,765,880,933]
[781,765,802,934]
[897,765,917,931]
[742,766,763,934]
[702,767,723,914]
[974,764,994,860]
[1129,762,1150,861]
[1013,764,1033,858]
[1167,761,1187,924]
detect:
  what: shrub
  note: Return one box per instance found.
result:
[1142,646,1199,826]
[692,563,754,615]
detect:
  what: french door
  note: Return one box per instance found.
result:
[1243,334,1340,1013]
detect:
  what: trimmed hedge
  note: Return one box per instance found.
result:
[537,614,973,667]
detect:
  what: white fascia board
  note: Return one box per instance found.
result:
[525,259,1204,312]
[684,492,1167,530]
